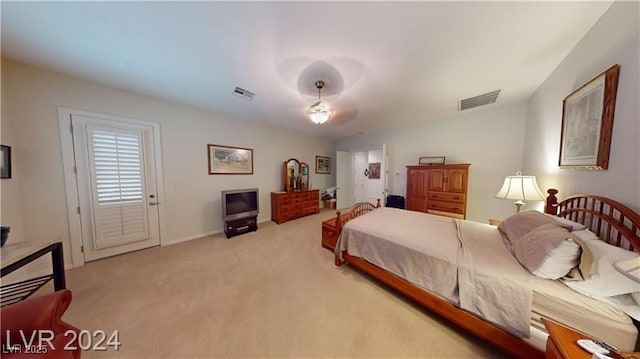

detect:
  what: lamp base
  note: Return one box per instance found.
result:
[514,200,526,213]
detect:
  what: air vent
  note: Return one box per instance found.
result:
[233,86,255,101]
[459,90,501,111]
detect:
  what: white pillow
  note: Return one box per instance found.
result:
[632,292,640,306]
[544,214,587,231]
[511,224,581,279]
[563,240,640,297]
[571,228,599,242]
[532,239,581,279]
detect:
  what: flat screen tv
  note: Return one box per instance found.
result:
[221,188,259,221]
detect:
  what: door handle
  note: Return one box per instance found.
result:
[149,194,157,206]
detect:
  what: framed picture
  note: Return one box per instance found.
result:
[315,156,331,174]
[207,144,253,174]
[559,64,619,170]
[368,162,381,179]
[1,145,11,179]
[418,156,445,165]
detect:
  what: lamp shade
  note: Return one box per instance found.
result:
[307,101,332,124]
[613,257,640,283]
[496,172,545,201]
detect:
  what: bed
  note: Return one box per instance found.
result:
[332,190,640,358]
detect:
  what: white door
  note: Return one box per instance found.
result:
[353,152,368,203]
[336,151,354,210]
[382,143,389,205]
[72,114,160,262]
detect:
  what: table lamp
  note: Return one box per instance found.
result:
[495,172,545,212]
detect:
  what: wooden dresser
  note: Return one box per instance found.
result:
[406,164,470,219]
[271,189,320,224]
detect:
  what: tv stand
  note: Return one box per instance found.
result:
[224,216,258,238]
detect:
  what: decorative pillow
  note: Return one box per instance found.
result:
[544,214,587,231]
[498,210,559,250]
[563,239,640,297]
[511,224,581,279]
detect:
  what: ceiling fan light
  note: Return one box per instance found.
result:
[307,79,333,125]
[307,102,333,124]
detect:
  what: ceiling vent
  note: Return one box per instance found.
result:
[233,86,255,101]
[459,90,501,111]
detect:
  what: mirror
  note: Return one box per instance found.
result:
[300,162,309,190]
[284,158,300,192]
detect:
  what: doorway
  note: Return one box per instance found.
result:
[59,108,165,265]
[336,144,388,210]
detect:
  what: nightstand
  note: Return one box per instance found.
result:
[321,213,348,251]
[542,318,592,359]
[489,218,500,226]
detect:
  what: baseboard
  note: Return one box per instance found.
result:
[166,230,222,245]
[165,218,271,245]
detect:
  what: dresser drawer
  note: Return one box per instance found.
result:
[271,190,320,224]
[428,200,465,214]
[428,192,465,203]
[302,204,319,215]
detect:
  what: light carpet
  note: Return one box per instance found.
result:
[58,210,509,358]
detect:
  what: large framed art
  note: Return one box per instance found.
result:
[559,64,619,170]
[207,144,253,174]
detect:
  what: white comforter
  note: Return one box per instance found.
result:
[336,207,533,337]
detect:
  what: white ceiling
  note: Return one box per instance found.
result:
[1,1,613,140]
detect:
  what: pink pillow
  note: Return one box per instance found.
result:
[511,224,582,279]
[498,210,559,251]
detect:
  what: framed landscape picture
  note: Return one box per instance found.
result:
[559,64,619,170]
[316,156,331,174]
[207,144,253,174]
[1,145,11,179]
[418,156,445,165]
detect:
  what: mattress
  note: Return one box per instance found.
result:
[530,277,637,351]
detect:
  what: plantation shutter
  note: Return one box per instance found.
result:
[87,126,149,249]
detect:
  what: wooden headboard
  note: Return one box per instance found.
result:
[544,188,640,253]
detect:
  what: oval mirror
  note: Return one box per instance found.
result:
[284,158,300,191]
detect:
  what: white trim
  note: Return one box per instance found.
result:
[57,107,166,267]
[166,218,270,245]
[167,230,223,245]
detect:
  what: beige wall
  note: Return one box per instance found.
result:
[523,0,639,211]
[1,59,334,268]
[336,101,529,223]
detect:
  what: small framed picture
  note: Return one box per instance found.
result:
[418,156,445,165]
[368,162,381,179]
[207,144,254,174]
[316,156,331,174]
[1,145,11,179]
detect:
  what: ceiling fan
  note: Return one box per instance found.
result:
[307,80,333,125]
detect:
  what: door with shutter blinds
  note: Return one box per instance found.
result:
[72,114,160,262]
